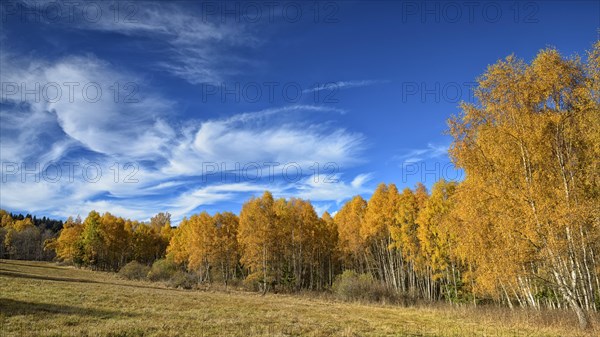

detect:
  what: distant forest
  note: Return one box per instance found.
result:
[0,211,63,260]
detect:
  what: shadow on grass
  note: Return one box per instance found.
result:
[0,270,97,284]
[0,260,66,271]
[0,298,133,319]
[0,269,183,292]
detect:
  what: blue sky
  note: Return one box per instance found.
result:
[0,0,598,222]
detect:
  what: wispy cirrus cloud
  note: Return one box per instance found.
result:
[394,143,450,164]
[224,105,347,123]
[1,2,379,222]
[303,80,388,93]
[291,173,373,203]
[91,2,260,85]
[1,50,367,222]
[160,103,361,176]
[13,1,260,85]
[0,53,176,162]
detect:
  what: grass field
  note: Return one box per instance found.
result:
[0,260,597,337]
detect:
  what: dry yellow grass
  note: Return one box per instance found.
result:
[0,259,597,337]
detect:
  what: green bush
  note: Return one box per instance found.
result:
[147,258,177,281]
[332,270,398,303]
[118,261,150,280]
[168,270,197,289]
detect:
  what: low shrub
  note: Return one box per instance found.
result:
[147,258,177,281]
[332,270,398,303]
[242,272,263,292]
[168,270,197,289]
[118,261,150,280]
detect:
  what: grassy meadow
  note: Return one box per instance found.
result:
[0,259,597,337]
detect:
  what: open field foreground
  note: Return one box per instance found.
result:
[0,260,596,337]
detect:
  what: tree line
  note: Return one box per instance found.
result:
[1,43,598,329]
[50,211,173,271]
[0,210,63,260]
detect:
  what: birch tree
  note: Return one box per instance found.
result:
[448,43,600,328]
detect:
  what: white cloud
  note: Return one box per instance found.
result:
[311,203,333,216]
[292,173,372,203]
[0,53,176,162]
[0,2,372,222]
[225,105,347,123]
[395,143,449,164]
[1,51,367,222]
[303,80,388,94]
[12,1,258,85]
[71,2,258,84]
[162,105,363,176]
[167,182,276,219]
[351,173,373,188]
